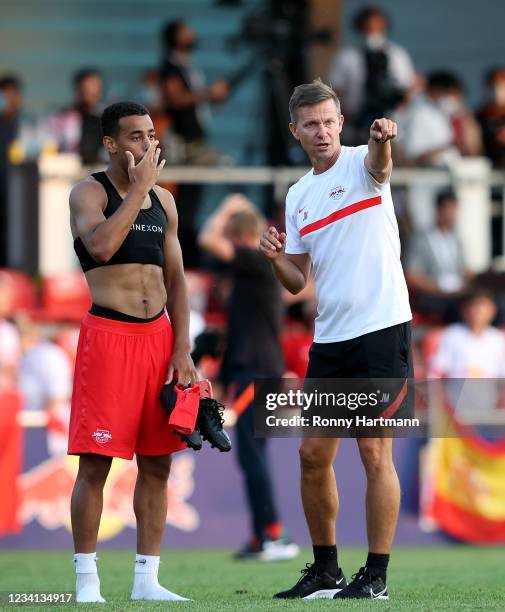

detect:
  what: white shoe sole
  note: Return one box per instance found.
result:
[303,588,343,600]
[261,543,300,562]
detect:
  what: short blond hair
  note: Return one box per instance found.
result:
[226,210,265,240]
[289,78,341,123]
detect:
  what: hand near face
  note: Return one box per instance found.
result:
[125,139,166,192]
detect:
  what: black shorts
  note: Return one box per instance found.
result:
[305,322,414,425]
[306,322,412,379]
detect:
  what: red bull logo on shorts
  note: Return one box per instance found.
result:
[92,429,112,444]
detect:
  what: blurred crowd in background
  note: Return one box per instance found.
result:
[3,6,505,169]
[1,2,505,540]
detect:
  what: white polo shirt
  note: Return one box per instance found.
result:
[285,145,412,343]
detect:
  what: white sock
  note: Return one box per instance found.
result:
[131,554,190,601]
[74,553,105,603]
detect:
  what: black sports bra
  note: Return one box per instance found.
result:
[74,172,168,273]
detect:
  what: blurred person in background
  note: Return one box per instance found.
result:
[0,74,22,157]
[17,315,72,456]
[138,69,163,117]
[477,67,505,169]
[428,288,505,427]
[429,288,505,379]
[422,288,505,544]
[159,19,230,162]
[440,72,482,157]
[49,68,105,164]
[400,71,481,167]
[198,194,299,561]
[405,190,471,322]
[0,75,23,266]
[159,19,231,265]
[329,5,415,146]
[138,69,170,140]
[389,72,425,166]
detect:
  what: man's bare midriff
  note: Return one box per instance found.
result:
[85,263,167,318]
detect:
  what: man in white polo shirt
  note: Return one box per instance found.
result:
[260,79,412,601]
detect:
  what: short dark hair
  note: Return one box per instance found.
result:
[353,6,389,32]
[436,189,457,209]
[289,79,340,123]
[427,71,462,93]
[0,74,22,90]
[73,68,101,89]
[101,101,149,138]
[162,19,184,52]
[461,286,496,307]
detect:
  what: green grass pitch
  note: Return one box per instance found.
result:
[1,547,504,611]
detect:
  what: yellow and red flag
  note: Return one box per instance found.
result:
[423,406,505,544]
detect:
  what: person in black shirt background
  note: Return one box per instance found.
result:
[159,19,230,265]
[160,19,229,150]
[198,193,299,561]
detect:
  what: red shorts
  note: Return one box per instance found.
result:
[68,310,186,460]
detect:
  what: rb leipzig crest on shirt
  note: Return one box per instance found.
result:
[329,186,346,200]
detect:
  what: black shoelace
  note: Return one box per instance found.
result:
[349,567,369,585]
[200,398,225,426]
[296,563,318,584]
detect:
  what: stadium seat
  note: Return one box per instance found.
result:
[39,271,91,322]
[0,268,37,316]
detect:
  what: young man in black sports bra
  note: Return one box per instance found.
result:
[68,102,198,602]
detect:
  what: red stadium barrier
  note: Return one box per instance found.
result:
[39,271,91,323]
[0,269,37,315]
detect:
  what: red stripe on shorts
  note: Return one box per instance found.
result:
[299,196,382,237]
[377,379,408,419]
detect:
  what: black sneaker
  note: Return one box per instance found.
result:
[333,566,389,600]
[235,537,264,560]
[274,563,346,599]
[179,428,202,451]
[198,398,232,451]
[196,380,231,452]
